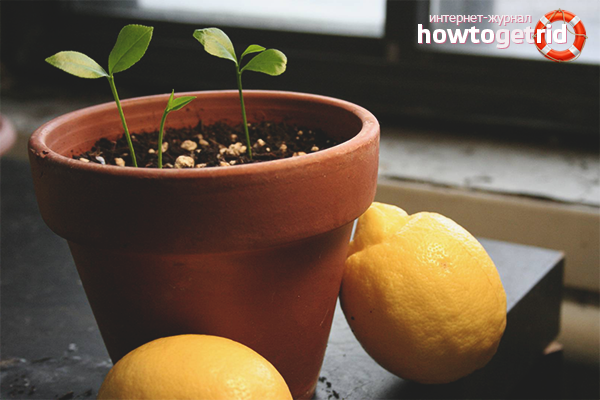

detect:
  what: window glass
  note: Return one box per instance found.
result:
[137,0,387,38]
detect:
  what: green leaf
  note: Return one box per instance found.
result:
[241,44,265,60]
[193,28,237,64]
[108,24,153,75]
[241,49,287,76]
[45,51,108,79]
[167,96,196,112]
[167,89,175,108]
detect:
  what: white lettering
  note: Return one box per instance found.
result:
[536,29,546,43]
[447,28,469,44]
[554,23,567,44]
[468,26,480,43]
[481,29,495,43]
[511,29,524,44]
[417,17,542,46]
[496,29,510,48]
[418,24,431,44]
[433,29,447,43]
[524,26,535,43]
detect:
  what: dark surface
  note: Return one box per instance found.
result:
[1,158,564,399]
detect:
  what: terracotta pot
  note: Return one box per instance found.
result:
[28,90,379,399]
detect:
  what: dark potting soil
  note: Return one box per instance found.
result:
[74,121,338,168]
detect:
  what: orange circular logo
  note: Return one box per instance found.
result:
[533,9,587,62]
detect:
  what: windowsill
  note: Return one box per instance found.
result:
[379,126,599,207]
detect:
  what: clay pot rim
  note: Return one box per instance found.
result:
[29,90,378,178]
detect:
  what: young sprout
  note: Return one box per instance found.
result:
[193,28,287,159]
[45,24,154,167]
[158,90,196,168]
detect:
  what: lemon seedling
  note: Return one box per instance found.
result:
[157,90,196,168]
[45,24,154,167]
[193,28,287,159]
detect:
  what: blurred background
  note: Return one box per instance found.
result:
[2,0,599,136]
[1,0,599,398]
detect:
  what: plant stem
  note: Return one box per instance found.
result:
[236,68,253,159]
[107,75,138,167]
[157,109,168,169]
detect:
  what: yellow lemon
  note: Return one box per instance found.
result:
[340,202,507,384]
[97,335,292,400]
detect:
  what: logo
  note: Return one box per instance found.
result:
[420,10,589,63]
[533,9,587,62]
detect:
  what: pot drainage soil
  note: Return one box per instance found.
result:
[74,121,338,168]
